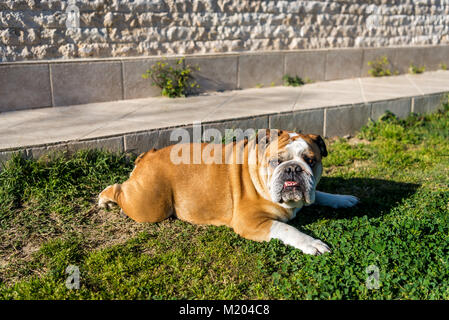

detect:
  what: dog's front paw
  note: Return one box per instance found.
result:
[300,239,332,256]
[330,195,359,208]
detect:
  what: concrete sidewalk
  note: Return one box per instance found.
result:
[1,71,449,162]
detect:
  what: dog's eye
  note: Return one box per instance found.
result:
[304,157,316,167]
[269,159,280,167]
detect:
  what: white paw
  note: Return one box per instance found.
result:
[98,197,116,209]
[300,239,332,256]
[330,195,359,209]
[98,197,108,209]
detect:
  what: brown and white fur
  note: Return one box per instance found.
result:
[98,129,358,255]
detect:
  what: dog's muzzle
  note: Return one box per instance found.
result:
[270,162,315,204]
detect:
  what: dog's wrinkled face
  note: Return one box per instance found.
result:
[261,131,327,208]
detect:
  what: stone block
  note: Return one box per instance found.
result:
[67,136,124,154]
[420,45,449,71]
[185,55,238,92]
[51,61,123,106]
[390,47,426,74]
[325,103,371,137]
[325,48,363,80]
[284,50,326,81]
[413,93,447,115]
[269,108,324,136]
[0,149,25,168]
[203,116,269,141]
[361,47,398,77]
[26,143,68,160]
[124,130,159,155]
[122,58,172,99]
[124,126,196,155]
[371,98,412,120]
[0,64,52,112]
[238,53,284,88]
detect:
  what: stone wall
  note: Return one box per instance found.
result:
[1,0,449,62]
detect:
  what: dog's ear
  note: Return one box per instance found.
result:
[308,134,328,157]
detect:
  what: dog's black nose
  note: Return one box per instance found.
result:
[285,165,302,175]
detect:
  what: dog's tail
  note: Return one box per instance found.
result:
[98,184,122,209]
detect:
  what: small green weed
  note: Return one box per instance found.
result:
[409,64,425,74]
[367,56,397,77]
[142,57,200,98]
[283,75,305,87]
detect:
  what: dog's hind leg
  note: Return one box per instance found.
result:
[99,179,173,223]
[98,184,121,209]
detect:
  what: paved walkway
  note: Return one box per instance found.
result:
[1,71,449,152]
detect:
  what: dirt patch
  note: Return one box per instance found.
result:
[80,206,152,251]
[0,204,155,284]
[347,137,371,146]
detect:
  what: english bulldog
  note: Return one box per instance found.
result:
[98,129,359,255]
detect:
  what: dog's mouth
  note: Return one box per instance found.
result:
[279,180,305,203]
[280,181,301,203]
[277,176,315,204]
[283,181,299,189]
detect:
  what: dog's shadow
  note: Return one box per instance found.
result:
[292,177,420,227]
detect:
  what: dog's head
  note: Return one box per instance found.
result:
[256,130,327,208]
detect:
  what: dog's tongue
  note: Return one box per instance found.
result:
[283,181,299,188]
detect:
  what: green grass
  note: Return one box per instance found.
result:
[1,99,449,299]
